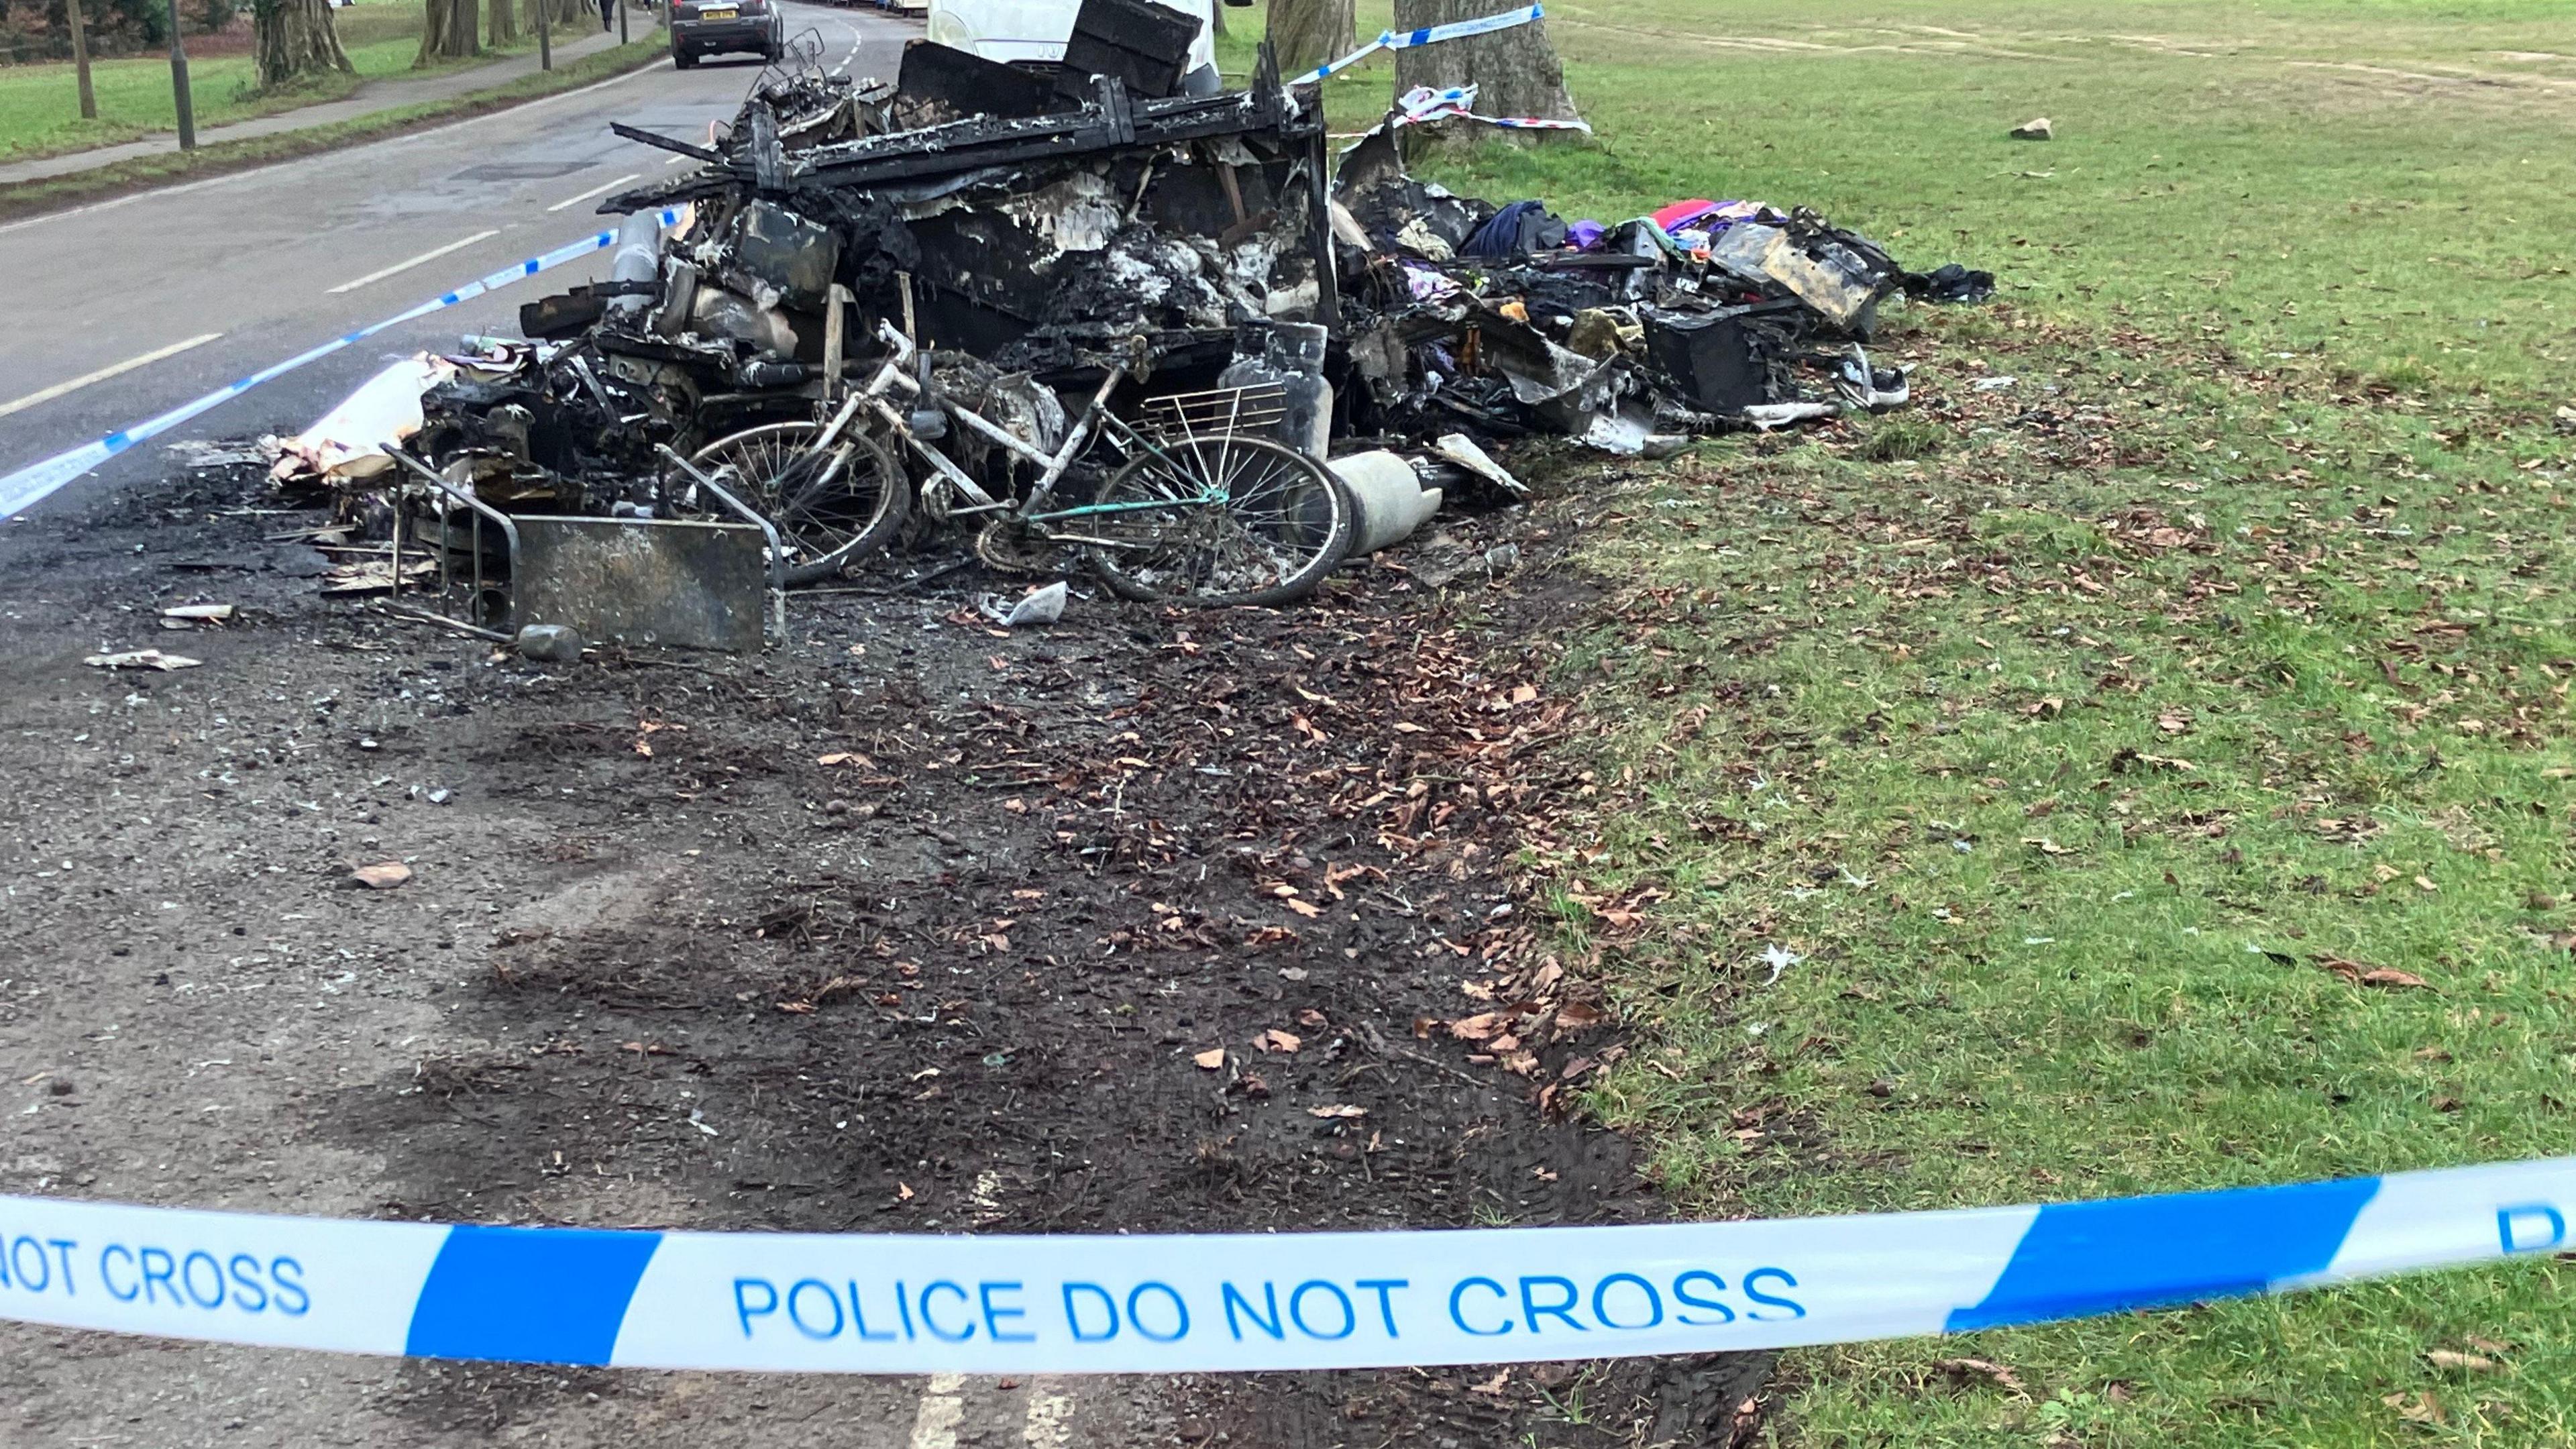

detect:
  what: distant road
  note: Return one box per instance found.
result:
[0,1,913,522]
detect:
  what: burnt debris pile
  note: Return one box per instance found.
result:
[284,0,1990,635]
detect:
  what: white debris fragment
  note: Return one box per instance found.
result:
[85,649,201,672]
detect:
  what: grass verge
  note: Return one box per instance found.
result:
[0,0,635,164]
[1254,0,2576,1443]
[0,34,666,223]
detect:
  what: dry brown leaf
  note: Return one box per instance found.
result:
[1253,1028,1302,1054]
[2021,837,2074,856]
[350,861,412,890]
[1307,1104,1367,1120]
[1448,1012,1503,1042]
[2426,1350,2497,1373]
[1933,1358,2029,1397]
[817,751,874,768]
[1192,1049,1226,1070]
[1283,898,1323,918]
[2383,1391,2445,1426]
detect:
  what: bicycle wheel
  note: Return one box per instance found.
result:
[680,421,909,584]
[1087,435,1356,607]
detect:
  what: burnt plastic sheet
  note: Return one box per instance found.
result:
[1063,0,1202,99]
[890,40,1063,130]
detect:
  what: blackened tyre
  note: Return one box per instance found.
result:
[680,421,910,584]
[1088,435,1355,607]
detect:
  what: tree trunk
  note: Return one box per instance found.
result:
[487,0,518,46]
[415,0,479,64]
[253,0,354,89]
[1208,1,1226,41]
[68,0,99,119]
[1391,0,1580,141]
[1265,0,1351,78]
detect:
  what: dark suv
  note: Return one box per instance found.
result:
[669,0,783,68]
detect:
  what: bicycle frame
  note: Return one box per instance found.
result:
[759,322,1264,555]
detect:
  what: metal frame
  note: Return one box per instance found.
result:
[384,445,522,632]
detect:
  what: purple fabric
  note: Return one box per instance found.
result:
[1566,219,1606,250]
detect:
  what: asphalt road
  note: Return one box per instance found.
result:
[0,0,912,525]
[0,11,1201,1444]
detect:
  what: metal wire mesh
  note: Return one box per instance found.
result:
[1136,383,1288,445]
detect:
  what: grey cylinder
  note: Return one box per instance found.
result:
[602,210,665,322]
[1220,320,1333,462]
[1329,450,1442,555]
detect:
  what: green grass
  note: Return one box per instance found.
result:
[1229,0,2576,1443]
[0,32,665,219]
[0,0,625,160]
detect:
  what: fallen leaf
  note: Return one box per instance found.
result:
[2021,837,2074,856]
[1448,1012,1503,1042]
[1193,1049,1227,1070]
[896,1183,915,1202]
[2383,1391,2445,1426]
[1253,1028,1302,1054]
[349,861,412,890]
[817,751,875,768]
[2314,955,2430,990]
[1295,1008,1328,1028]
[2426,1349,2496,1373]
[1283,898,1322,918]
[1307,1104,1367,1119]
[161,604,235,622]
[1933,1358,2029,1397]
[1468,1368,1512,1395]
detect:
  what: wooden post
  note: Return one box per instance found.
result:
[537,0,552,68]
[167,0,197,150]
[68,0,98,121]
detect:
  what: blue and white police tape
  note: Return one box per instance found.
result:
[1291,3,1548,86]
[0,208,686,526]
[1348,84,1593,138]
[6,1157,2575,1373]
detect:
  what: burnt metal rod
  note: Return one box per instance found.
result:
[612,121,725,162]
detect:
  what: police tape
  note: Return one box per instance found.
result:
[1291,3,1549,86]
[0,209,686,526]
[1338,84,1593,139]
[4,1157,2573,1373]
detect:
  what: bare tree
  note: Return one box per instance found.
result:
[1391,0,1580,140]
[488,0,519,47]
[252,0,354,89]
[417,0,479,63]
[1265,0,1352,79]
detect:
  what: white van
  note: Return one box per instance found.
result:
[926,0,1218,84]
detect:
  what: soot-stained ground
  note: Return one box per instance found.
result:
[0,450,1768,1447]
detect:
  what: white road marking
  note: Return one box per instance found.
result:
[325,229,502,294]
[546,172,643,211]
[0,333,223,420]
[1022,1379,1073,1449]
[908,1373,968,1449]
[835,13,865,73]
